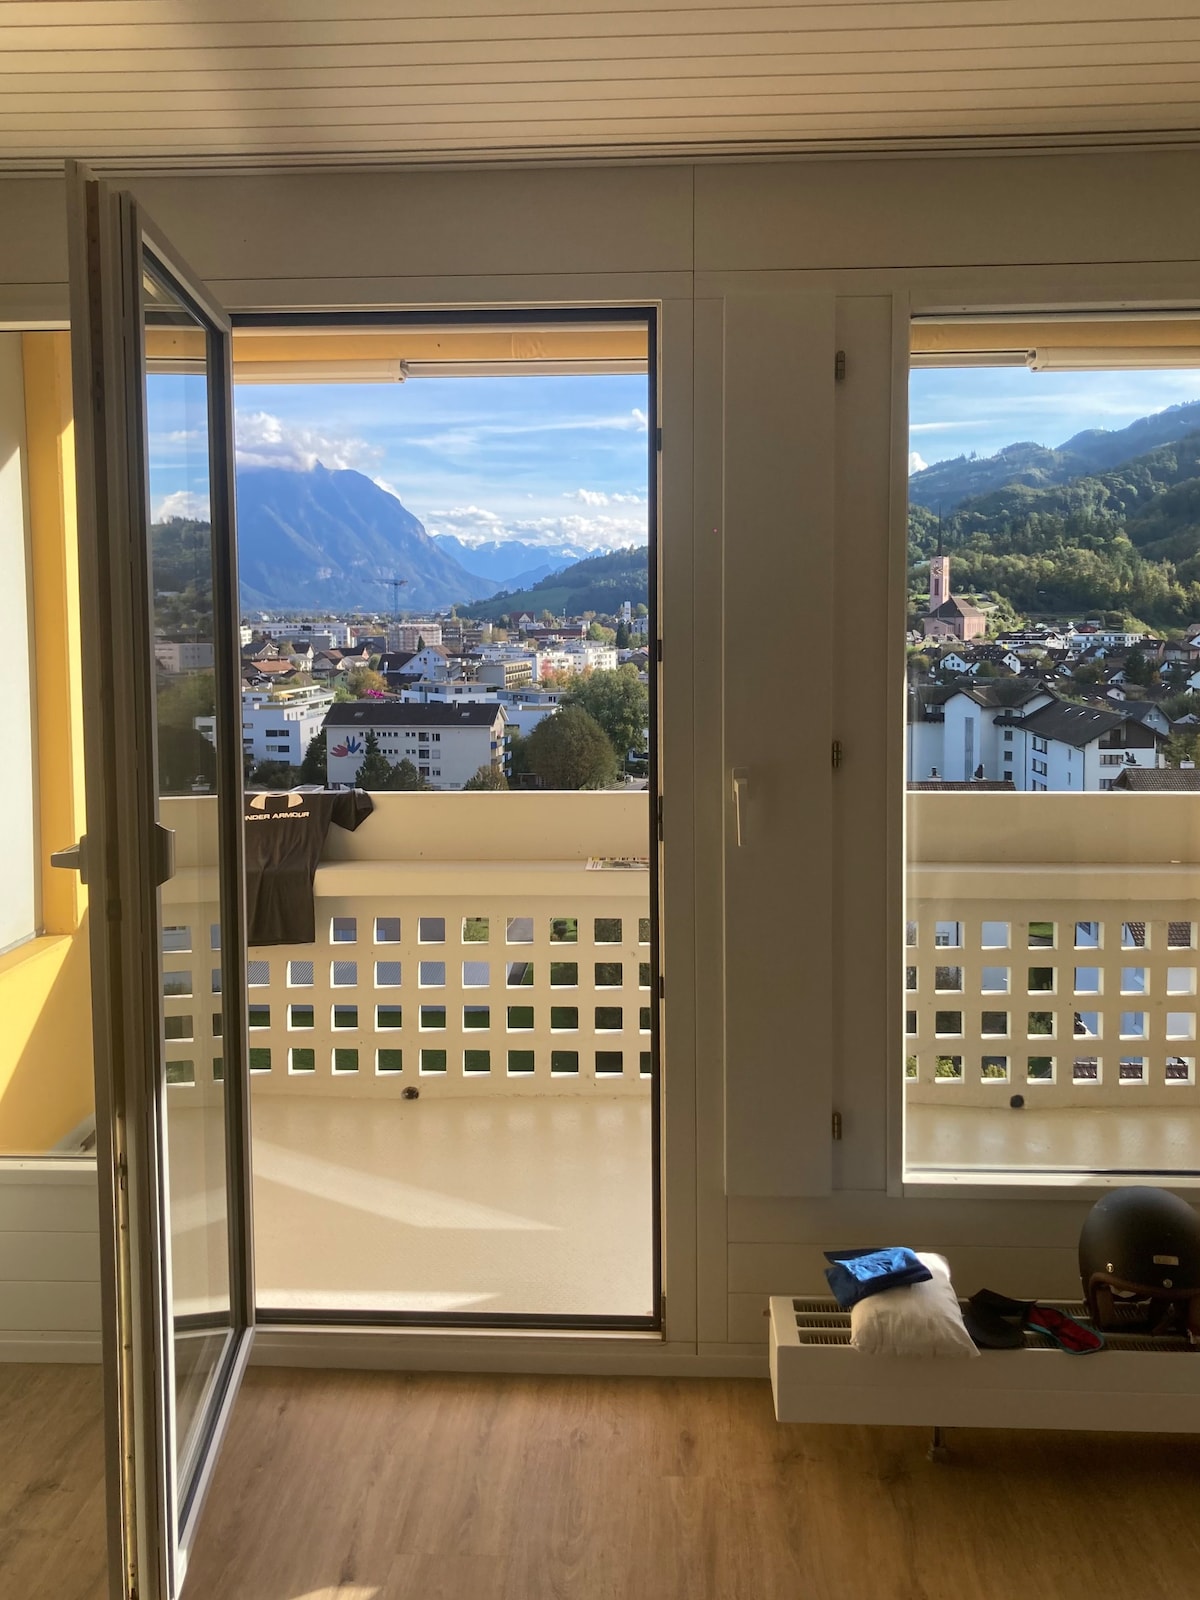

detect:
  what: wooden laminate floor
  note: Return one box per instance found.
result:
[8,1363,1200,1600]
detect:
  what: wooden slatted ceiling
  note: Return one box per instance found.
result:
[1,1,1200,170]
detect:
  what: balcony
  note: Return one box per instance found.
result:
[159,791,655,1320]
[906,792,1200,1178]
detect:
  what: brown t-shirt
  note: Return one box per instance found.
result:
[244,790,373,946]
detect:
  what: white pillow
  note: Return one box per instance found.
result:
[849,1252,979,1359]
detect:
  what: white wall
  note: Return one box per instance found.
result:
[6,150,1200,1366]
[0,336,37,954]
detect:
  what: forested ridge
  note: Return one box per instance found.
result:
[910,407,1200,627]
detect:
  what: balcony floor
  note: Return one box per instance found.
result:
[233,1094,655,1320]
[907,1099,1200,1175]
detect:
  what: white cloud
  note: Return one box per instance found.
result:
[235,411,383,473]
[909,452,928,475]
[399,409,652,458]
[423,498,647,554]
[566,488,646,507]
[153,489,210,521]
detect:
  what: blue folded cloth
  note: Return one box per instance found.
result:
[823,1246,933,1309]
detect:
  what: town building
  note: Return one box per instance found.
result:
[154,639,214,673]
[388,620,443,651]
[323,701,509,789]
[907,681,1164,789]
[195,681,334,769]
[921,549,987,642]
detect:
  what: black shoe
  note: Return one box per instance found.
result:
[963,1288,1035,1349]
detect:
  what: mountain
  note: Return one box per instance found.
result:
[429,534,590,589]
[909,399,1200,514]
[459,544,648,621]
[910,427,1200,626]
[230,465,499,611]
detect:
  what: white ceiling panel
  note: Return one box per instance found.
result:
[1,0,1199,170]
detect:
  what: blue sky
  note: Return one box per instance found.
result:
[148,372,650,553]
[910,366,1200,473]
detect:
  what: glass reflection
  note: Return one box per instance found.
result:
[143,263,233,1497]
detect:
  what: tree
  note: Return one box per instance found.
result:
[525,705,619,789]
[299,728,327,785]
[463,763,509,791]
[1165,730,1200,768]
[587,620,616,643]
[564,665,649,761]
[248,758,297,789]
[346,666,388,698]
[416,635,426,651]
[386,757,430,791]
[615,621,631,648]
[1123,647,1154,686]
[158,726,218,796]
[354,730,397,790]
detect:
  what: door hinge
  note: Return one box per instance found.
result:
[655,426,663,452]
[658,974,665,1001]
[831,739,844,769]
[834,349,847,382]
[656,637,663,663]
[660,1291,667,1328]
[832,1110,843,1141]
[656,794,663,840]
[117,1153,128,1192]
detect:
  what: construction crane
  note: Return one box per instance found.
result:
[378,576,408,617]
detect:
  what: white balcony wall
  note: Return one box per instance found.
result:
[7,150,1200,1363]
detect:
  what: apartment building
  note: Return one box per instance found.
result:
[324,700,508,788]
[196,682,334,768]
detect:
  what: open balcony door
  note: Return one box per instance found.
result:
[66,164,254,1600]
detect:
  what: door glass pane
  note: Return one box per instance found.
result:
[905,318,1200,1179]
[143,263,233,1493]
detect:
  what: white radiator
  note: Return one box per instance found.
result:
[769,1296,1200,1434]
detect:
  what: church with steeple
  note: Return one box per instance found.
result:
[921,541,986,642]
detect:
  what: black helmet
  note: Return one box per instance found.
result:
[1079,1186,1200,1339]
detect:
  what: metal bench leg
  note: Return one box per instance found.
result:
[927,1425,950,1463]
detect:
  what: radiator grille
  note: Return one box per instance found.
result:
[788,1296,1195,1352]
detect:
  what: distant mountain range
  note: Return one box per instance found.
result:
[429,533,589,590]
[230,465,500,611]
[909,400,1200,514]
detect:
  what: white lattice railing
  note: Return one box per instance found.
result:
[157,792,652,1103]
[906,794,1200,1109]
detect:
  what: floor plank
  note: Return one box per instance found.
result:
[7,1363,1200,1600]
[185,1370,1200,1600]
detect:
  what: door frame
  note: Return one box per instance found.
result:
[67,162,254,1600]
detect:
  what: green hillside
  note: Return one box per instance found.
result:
[911,429,1200,627]
[458,544,648,620]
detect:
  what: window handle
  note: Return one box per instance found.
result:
[731,768,750,847]
[50,837,88,884]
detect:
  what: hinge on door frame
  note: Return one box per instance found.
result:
[656,794,663,840]
[660,1291,667,1328]
[658,974,665,1001]
[655,426,663,452]
[834,349,847,381]
[832,1110,843,1141]
[831,739,844,769]
[656,637,663,663]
